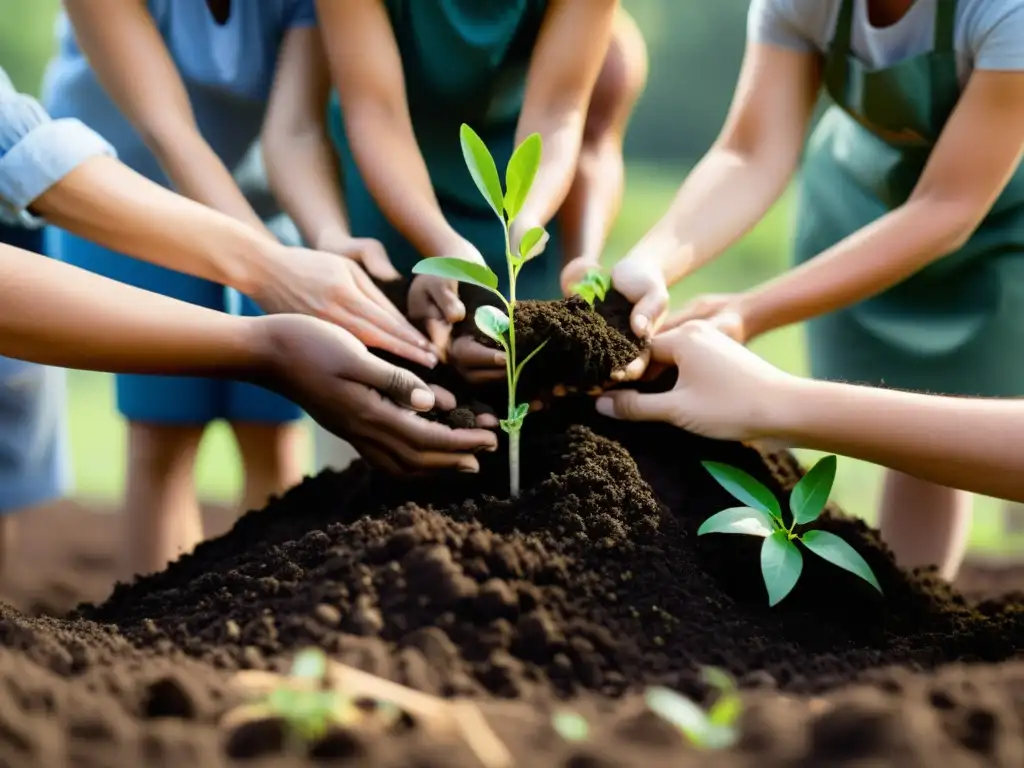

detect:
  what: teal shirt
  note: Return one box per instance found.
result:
[328,0,562,298]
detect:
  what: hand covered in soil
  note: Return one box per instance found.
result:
[314,228,401,282]
[595,320,793,442]
[253,246,438,369]
[610,256,670,340]
[257,314,498,474]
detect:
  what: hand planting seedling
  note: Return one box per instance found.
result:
[412,124,549,498]
[645,666,741,750]
[569,268,612,307]
[699,455,882,606]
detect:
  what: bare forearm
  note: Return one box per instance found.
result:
[628,147,792,283]
[345,111,457,256]
[772,378,1024,502]
[263,130,351,249]
[0,243,267,378]
[31,156,279,298]
[742,199,962,339]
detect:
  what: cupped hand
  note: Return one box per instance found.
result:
[611,256,670,340]
[254,245,438,369]
[257,314,498,474]
[594,319,794,443]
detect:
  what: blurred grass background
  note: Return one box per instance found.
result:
[4,0,1019,554]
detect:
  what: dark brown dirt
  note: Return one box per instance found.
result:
[0,282,1021,765]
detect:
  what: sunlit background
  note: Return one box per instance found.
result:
[2,0,1019,555]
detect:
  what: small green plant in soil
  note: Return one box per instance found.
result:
[412,124,549,498]
[645,667,741,750]
[699,455,882,606]
[261,648,354,749]
[569,267,612,307]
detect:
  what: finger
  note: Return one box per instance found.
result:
[611,348,651,383]
[429,385,457,412]
[594,388,679,423]
[474,412,499,429]
[380,408,499,455]
[451,337,506,369]
[425,318,452,356]
[630,286,669,338]
[711,311,745,342]
[356,241,401,281]
[348,353,437,411]
[430,284,465,324]
[461,367,507,384]
[350,283,433,349]
[332,310,439,369]
[356,443,408,476]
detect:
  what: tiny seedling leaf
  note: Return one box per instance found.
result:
[412,256,499,294]
[570,269,612,306]
[291,648,327,680]
[760,531,803,606]
[645,686,710,741]
[697,507,776,538]
[512,402,529,421]
[700,666,736,694]
[801,530,883,594]
[460,123,505,219]
[518,225,549,262]
[790,454,837,525]
[702,462,782,522]
[475,305,509,344]
[551,711,590,742]
[504,133,542,221]
[708,693,742,728]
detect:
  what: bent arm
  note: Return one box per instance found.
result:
[262,26,351,250]
[513,0,617,230]
[772,377,1024,503]
[739,70,1024,340]
[315,0,459,257]
[622,42,818,285]
[0,242,267,379]
[63,0,271,234]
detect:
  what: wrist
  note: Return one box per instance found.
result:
[239,315,286,390]
[755,374,821,447]
[312,223,352,252]
[622,226,685,284]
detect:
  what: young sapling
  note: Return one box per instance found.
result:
[412,124,549,498]
[569,268,612,307]
[699,455,882,606]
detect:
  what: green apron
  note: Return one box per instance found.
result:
[327,0,562,299]
[794,0,1024,396]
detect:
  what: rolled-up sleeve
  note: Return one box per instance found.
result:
[0,66,115,228]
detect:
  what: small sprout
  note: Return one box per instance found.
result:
[413,124,550,498]
[645,667,740,750]
[260,649,349,749]
[698,455,882,606]
[569,268,612,307]
[552,710,590,742]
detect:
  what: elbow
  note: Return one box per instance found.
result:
[906,195,984,255]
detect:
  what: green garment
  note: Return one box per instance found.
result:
[794,0,1024,396]
[327,0,562,299]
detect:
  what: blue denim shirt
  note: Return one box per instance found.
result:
[0,65,114,229]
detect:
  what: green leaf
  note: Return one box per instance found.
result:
[575,284,597,306]
[268,686,300,714]
[760,531,803,607]
[697,507,776,538]
[708,693,742,728]
[412,257,499,295]
[291,648,327,680]
[801,530,883,594]
[645,686,710,741]
[790,455,837,525]
[518,225,549,262]
[460,124,505,219]
[551,711,590,742]
[700,666,736,694]
[701,462,782,522]
[475,305,509,344]
[512,402,528,421]
[503,132,542,221]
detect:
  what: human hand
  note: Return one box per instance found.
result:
[255,314,498,474]
[594,319,794,443]
[661,293,748,342]
[560,256,602,297]
[254,245,438,369]
[610,256,670,339]
[314,228,400,282]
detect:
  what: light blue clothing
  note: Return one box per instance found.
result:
[748,0,1024,85]
[42,0,315,425]
[0,64,113,511]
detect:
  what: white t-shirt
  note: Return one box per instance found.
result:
[748,0,1024,87]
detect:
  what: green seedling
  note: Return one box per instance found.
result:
[262,649,357,749]
[699,455,882,606]
[412,124,549,498]
[551,710,590,743]
[645,666,741,750]
[569,268,612,307]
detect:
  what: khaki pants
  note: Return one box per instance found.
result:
[313,425,360,473]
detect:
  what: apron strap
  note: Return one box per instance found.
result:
[934,0,957,52]
[831,0,855,54]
